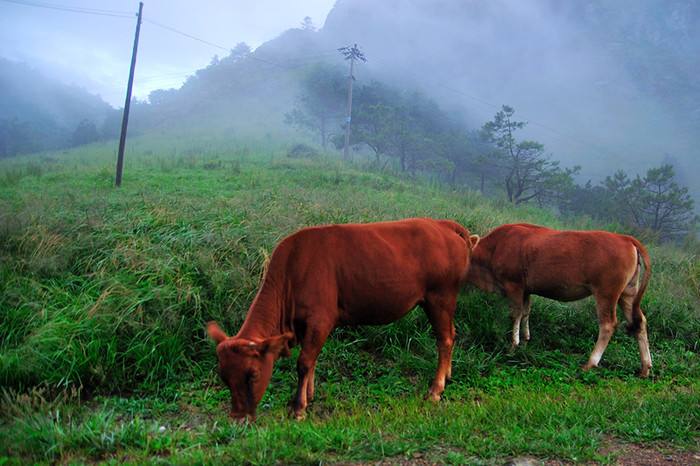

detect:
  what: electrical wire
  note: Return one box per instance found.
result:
[142,18,339,71]
[0,0,134,18]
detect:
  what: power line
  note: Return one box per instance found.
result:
[144,17,286,70]
[0,0,134,18]
[137,70,198,83]
[143,18,230,52]
[137,54,338,86]
[143,18,286,69]
[142,18,338,71]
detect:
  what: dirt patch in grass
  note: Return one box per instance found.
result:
[595,437,700,466]
[341,439,700,465]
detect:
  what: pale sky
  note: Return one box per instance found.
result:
[0,0,337,106]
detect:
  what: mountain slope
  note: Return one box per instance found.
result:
[0,58,113,156]
[127,0,699,200]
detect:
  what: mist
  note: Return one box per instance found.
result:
[317,0,699,190]
[1,0,698,204]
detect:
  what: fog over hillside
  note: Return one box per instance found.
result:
[2,0,698,200]
[316,0,699,189]
[127,0,699,198]
[0,58,113,155]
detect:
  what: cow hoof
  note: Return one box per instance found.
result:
[287,406,306,420]
[286,403,307,420]
[639,366,651,378]
[425,391,441,402]
[581,363,597,371]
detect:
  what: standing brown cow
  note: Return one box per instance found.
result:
[207,218,480,421]
[467,223,652,377]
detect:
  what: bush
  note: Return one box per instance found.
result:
[286,143,320,159]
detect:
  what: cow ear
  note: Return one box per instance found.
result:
[469,234,480,249]
[207,321,228,344]
[259,332,294,357]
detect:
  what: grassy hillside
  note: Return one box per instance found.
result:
[1,138,698,464]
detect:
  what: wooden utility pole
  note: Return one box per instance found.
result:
[338,43,366,161]
[115,1,143,187]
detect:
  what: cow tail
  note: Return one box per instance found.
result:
[627,237,651,336]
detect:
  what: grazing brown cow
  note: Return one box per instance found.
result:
[467,223,652,377]
[207,218,480,421]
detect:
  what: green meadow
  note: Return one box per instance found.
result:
[1,137,698,464]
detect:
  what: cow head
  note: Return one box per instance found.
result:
[207,321,293,422]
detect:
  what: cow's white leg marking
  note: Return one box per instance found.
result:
[511,315,522,349]
[586,322,615,368]
[584,294,619,370]
[620,287,652,377]
[521,295,531,342]
[637,314,652,377]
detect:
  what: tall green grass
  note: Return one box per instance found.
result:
[0,138,698,463]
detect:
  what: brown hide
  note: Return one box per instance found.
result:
[208,218,478,420]
[467,223,652,377]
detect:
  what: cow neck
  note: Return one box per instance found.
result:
[236,255,292,342]
[467,239,495,291]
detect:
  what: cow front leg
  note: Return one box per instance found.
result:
[306,362,316,401]
[423,292,457,402]
[289,325,330,420]
[505,284,526,351]
[290,355,314,420]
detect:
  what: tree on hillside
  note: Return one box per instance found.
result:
[148,88,178,106]
[100,108,122,141]
[228,42,251,62]
[605,164,696,240]
[464,129,508,194]
[567,165,697,241]
[481,105,577,205]
[0,118,40,157]
[559,180,613,221]
[285,64,345,149]
[300,16,316,31]
[0,117,65,157]
[71,119,99,147]
[339,82,458,174]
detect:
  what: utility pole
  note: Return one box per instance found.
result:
[338,43,366,161]
[115,1,143,187]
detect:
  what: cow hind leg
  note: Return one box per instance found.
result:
[445,321,456,382]
[521,295,532,344]
[423,291,458,402]
[619,291,652,377]
[583,295,619,371]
